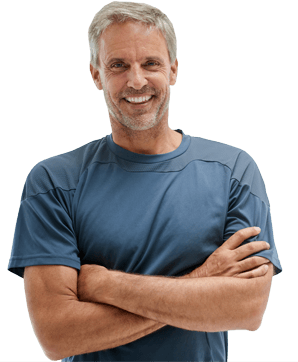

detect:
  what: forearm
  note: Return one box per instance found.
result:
[47,298,167,360]
[97,271,260,333]
[50,273,192,359]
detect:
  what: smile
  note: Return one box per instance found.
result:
[123,95,154,107]
[125,95,153,103]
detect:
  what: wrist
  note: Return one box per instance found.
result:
[85,266,112,304]
[99,269,124,304]
[179,273,192,279]
[190,264,208,278]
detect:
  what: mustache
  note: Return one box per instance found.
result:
[121,88,157,97]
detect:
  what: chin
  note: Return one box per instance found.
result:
[118,116,159,131]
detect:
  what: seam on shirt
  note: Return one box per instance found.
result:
[23,158,267,211]
[22,186,77,203]
[9,254,80,262]
[230,177,270,208]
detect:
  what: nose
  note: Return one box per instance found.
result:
[126,64,148,90]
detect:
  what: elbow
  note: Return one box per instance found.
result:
[44,351,61,361]
[38,306,83,361]
[247,294,270,331]
[43,338,73,361]
[247,317,262,331]
[246,263,273,332]
[247,318,263,332]
[247,302,267,331]
[245,289,269,331]
[32,317,66,361]
[38,333,64,361]
[40,326,74,361]
[31,333,62,361]
[42,341,70,361]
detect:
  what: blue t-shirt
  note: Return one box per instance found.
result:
[8,129,282,362]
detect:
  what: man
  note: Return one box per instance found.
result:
[8,2,282,361]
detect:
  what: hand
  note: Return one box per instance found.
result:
[77,264,109,302]
[184,227,270,279]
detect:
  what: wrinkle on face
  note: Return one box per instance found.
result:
[91,20,178,150]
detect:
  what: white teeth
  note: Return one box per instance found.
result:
[125,95,152,103]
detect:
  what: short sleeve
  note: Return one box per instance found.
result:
[8,163,81,278]
[223,151,282,276]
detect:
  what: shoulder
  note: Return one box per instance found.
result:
[22,137,107,201]
[189,135,255,171]
[189,135,268,201]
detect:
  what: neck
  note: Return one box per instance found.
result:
[110,119,182,155]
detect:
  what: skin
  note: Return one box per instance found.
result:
[89,20,182,155]
[23,21,275,360]
[77,227,273,333]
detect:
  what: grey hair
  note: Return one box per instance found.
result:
[88,1,177,69]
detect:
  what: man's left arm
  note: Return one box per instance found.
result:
[79,262,273,333]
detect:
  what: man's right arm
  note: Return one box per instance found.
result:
[24,265,167,361]
[24,227,270,360]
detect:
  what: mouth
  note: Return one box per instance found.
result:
[123,95,154,107]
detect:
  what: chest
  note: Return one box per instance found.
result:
[73,163,229,276]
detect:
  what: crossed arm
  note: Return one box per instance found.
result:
[79,262,273,332]
[24,227,274,360]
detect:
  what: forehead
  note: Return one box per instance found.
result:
[98,21,169,62]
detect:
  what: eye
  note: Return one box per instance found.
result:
[146,61,159,66]
[111,63,124,68]
[110,61,159,70]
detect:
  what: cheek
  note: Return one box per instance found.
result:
[104,72,169,100]
[104,83,121,103]
[103,72,120,92]
[152,74,170,93]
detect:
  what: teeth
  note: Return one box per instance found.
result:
[125,95,152,103]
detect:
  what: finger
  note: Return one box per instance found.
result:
[236,264,269,279]
[236,256,270,271]
[234,242,270,261]
[223,227,261,250]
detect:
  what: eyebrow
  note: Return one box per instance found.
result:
[107,56,164,65]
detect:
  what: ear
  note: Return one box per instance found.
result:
[169,58,178,86]
[90,63,103,90]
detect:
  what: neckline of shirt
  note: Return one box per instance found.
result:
[106,129,191,163]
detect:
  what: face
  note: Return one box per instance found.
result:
[90,21,178,131]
